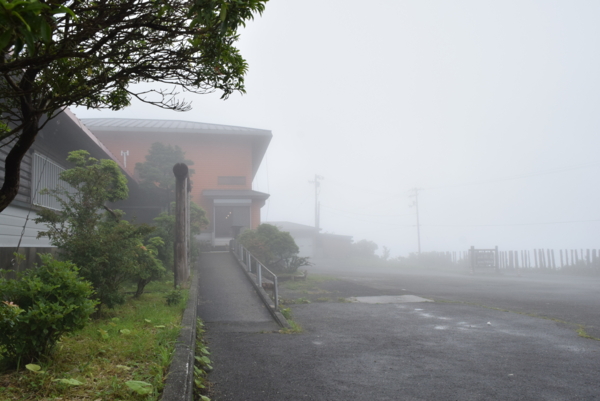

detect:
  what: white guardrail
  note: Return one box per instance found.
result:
[231,240,279,310]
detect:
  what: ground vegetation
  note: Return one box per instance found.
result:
[34,150,162,309]
[0,280,186,399]
[238,224,310,273]
[0,255,96,367]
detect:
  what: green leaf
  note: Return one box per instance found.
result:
[25,364,41,372]
[195,355,211,365]
[40,18,51,43]
[11,10,31,31]
[0,30,12,51]
[219,3,228,22]
[119,328,131,335]
[54,378,84,385]
[51,5,76,19]
[98,328,109,339]
[115,364,131,370]
[125,380,153,395]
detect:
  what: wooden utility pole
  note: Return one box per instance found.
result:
[173,163,189,287]
[310,174,324,232]
[409,188,422,255]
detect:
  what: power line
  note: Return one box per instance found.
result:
[320,204,412,218]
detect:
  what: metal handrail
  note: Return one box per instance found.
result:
[232,240,279,310]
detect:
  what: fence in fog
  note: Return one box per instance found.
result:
[412,249,600,273]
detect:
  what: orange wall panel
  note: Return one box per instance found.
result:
[93,132,254,206]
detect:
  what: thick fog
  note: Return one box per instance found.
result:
[73,1,600,257]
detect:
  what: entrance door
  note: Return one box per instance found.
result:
[214,206,250,238]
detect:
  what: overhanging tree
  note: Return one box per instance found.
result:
[0,0,267,212]
[135,142,195,210]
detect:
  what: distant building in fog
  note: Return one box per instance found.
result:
[82,118,272,247]
[265,221,353,259]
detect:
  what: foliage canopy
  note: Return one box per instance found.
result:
[239,224,310,273]
[0,0,268,212]
[135,142,195,209]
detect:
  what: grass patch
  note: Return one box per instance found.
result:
[278,308,302,334]
[0,280,187,400]
[280,275,337,292]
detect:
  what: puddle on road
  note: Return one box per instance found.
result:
[348,295,434,304]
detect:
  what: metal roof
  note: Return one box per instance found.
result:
[80,118,272,137]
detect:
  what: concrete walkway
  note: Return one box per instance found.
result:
[196,251,280,333]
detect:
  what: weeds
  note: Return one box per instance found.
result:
[0,280,186,400]
[278,308,302,334]
[577,326,600,341]
[194,319,212,401]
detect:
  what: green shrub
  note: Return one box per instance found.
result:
[34,150,154,310]
[238,224,310,273]
[165,289,183,306]
[0,255,97,366]
[133,236,167,298]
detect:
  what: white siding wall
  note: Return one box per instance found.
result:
[0,205,53,247]
[294,236,315,258]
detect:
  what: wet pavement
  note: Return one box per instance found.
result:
[199,257,600,400]
[197,252,279,333]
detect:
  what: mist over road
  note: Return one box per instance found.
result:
[206,263,600,400]
[311,263,600,338]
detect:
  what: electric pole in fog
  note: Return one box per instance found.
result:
[409,188,422,255]
[310,174,324,231]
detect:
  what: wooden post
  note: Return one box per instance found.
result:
[495,246,499,272]
[551,249,556,270]
[186,176,191,276]
[560,250,564,268]
[534,249,538,268]
[586,249,590,266]
[469,246,474,273]
[540,249,545,269]
[173,163,189,287]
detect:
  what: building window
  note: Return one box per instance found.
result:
[218,176,246,185]
[32,153,75,210]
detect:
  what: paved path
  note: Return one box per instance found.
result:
[196,251,279,333]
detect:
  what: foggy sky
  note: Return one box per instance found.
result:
[72,1,600,257]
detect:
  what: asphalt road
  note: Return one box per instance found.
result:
[204,261,600,401]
